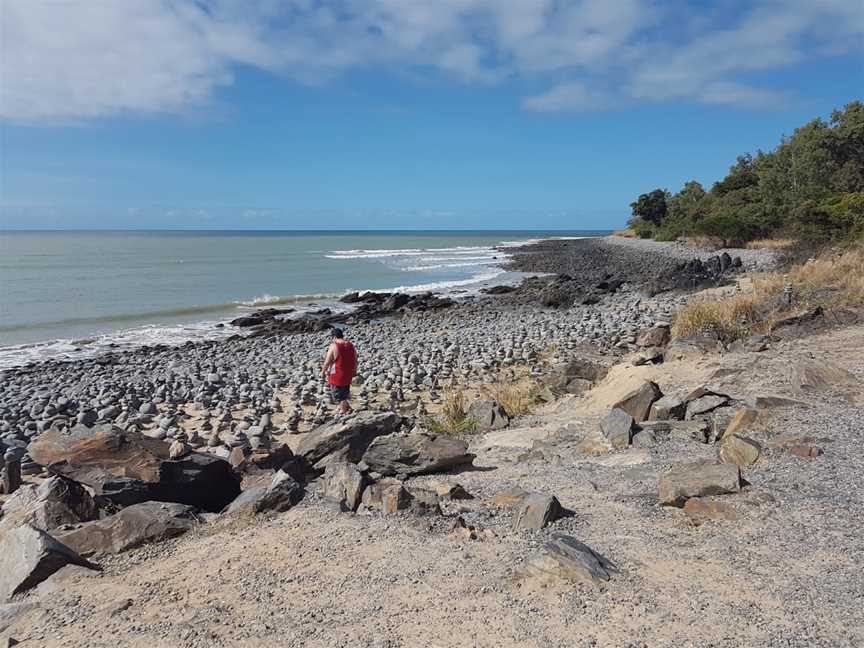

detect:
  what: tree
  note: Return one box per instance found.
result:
[666,180,707,222]
[629,189,669,225]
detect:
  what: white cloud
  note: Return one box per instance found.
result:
[521,82,608,112]
[0,0,861,123]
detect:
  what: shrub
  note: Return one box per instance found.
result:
[481,381,540,417]
[631,219,656,239]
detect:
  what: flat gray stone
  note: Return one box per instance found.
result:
[362,432,474,477]
[54,501,198,556]
[518,534,616,586]
[659,461,741,507]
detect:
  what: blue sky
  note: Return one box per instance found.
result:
[0,0,861,230]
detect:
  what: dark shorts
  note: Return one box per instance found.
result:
[330,385,350,402]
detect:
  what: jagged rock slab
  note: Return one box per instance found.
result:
[360,478,412,514]
[613,381,662,422]
[719,434,761,466]
[659,462,741,507]
[512,492,562,531]
[649,395,686,421]
[323,462,366,512]
[224,470,303,515]
[297,412,401,468]
[518,534,616,587]
[28,425,240,512]
[361,432,474,477]
[639,420,711,444]
[0,525,99,602]
[0,476,98,534]
[53,501,198,556]
[600,408,635,448]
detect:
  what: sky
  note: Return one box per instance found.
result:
[0,0,862,230]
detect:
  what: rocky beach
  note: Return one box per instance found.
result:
[1,235,862,648]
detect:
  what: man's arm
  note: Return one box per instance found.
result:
[321,343,337,376]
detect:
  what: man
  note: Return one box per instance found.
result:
[321,328,357,414]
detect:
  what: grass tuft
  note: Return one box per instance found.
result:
[744,238,797,250]
[671,294,762,342]
[672,245,864,343]
[422,389,476,436]
[481,381,541,418]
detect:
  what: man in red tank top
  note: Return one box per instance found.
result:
[321,328,357,414]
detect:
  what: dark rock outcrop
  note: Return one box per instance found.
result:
[28,425,240,512]
[54,501,199,556]
[361,431,475,477]
[0,525,100,602]
[0,475,98,533]
[297,411,401,470]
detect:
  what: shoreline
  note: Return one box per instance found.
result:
[0,237,780,457]
[0,234,781,371]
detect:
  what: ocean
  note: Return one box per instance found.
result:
[0,230,607,368]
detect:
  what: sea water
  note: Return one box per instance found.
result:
[0,230,606,367]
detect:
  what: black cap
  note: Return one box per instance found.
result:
[331,328,344,339]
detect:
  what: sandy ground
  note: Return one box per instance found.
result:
[3,323,864,648]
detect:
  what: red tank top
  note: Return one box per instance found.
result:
[329,340,357,387]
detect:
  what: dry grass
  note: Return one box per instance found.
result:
[612,229,637,238]
[481,380,540,417]
[671,294,763,342]
[672,245,864,342]
[422,388,476,436]
[745,238,797,250]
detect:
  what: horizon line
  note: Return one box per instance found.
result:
[0,227,616,233]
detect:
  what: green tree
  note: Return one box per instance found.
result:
[629,189,669,225]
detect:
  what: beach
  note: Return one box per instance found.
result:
[3,236,863,648]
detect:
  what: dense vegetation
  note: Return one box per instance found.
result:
[628,101,864,245]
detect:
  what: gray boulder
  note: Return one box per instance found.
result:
[649,395,686,420]
[0,525,99,602]
[360,478,412,514]
[467,399,509,432]
[224,470,303,515]
[0,476,98,534]
[659,461,741,507]
[361,432,475,477]
[53,501,198,556]
[613,381,662,422]
[297,411,401,469]
[599,408,635,449]
[323,462,366,512]
[518,534,616,587]
[512,492,562,531]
